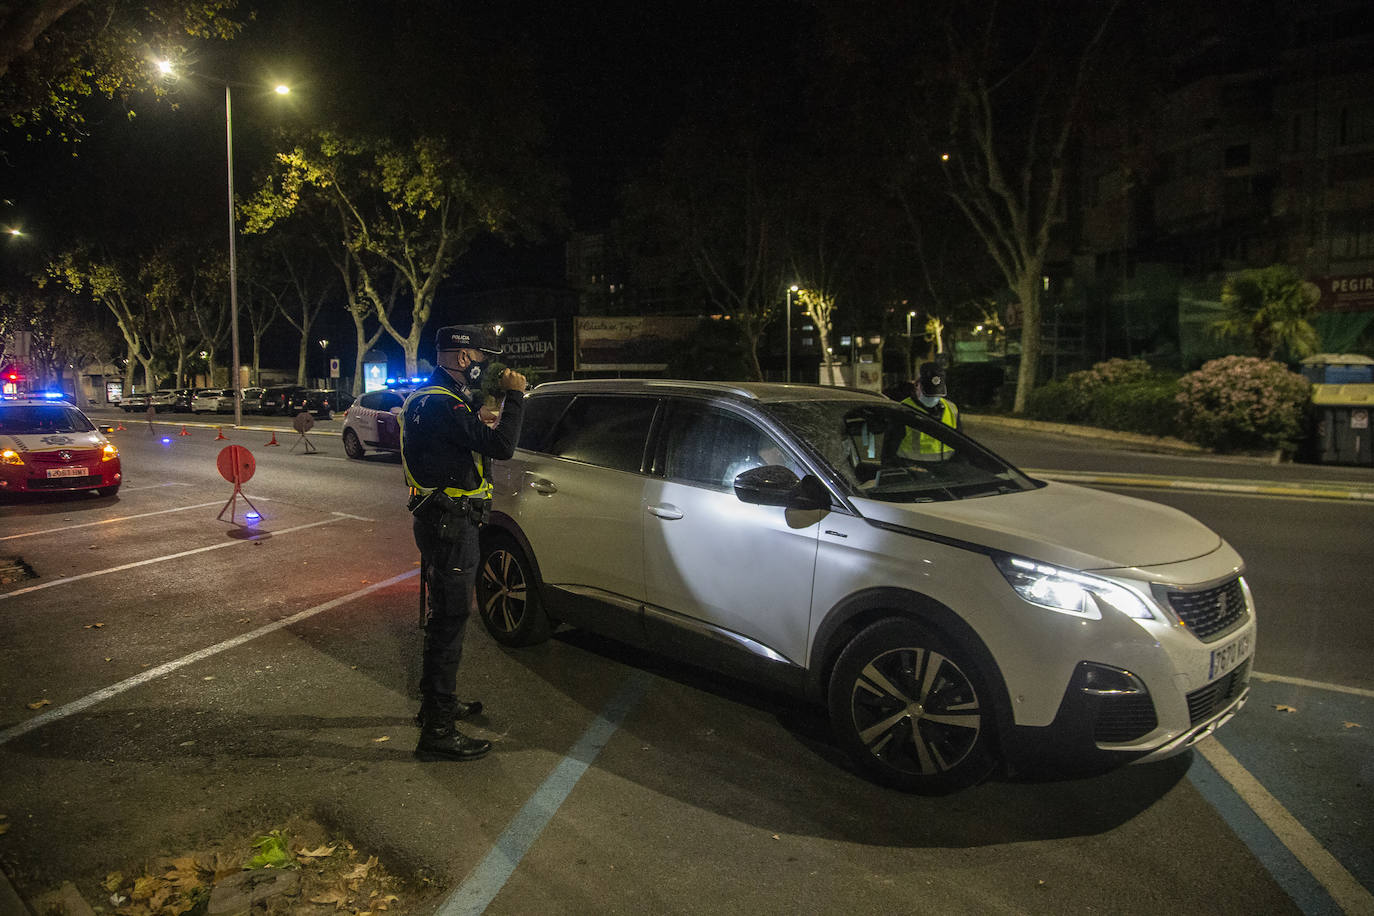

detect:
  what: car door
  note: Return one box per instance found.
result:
[640,399,823,668]
[502,394,657,643]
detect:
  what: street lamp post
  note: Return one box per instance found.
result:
[785,285,799,383]
[906,310,917,380]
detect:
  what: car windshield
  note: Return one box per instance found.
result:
[760,399,1040,503]
[0,406,96,435]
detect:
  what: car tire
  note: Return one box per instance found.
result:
[828,617,997,794]
[342,428,365,460]
[95,486,119,498]
[476,533,551,647]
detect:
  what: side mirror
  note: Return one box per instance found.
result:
[734,466,830,511]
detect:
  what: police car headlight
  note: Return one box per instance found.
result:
[1,448,23,466]
[994,555,1157,620]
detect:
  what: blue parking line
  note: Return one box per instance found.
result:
[439,670,653,916]
[1188,753,1341,915]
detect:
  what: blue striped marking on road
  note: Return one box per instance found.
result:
[439,669,653,916]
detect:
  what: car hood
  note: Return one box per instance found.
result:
[851,479,1222,571]
[1,430,107,454]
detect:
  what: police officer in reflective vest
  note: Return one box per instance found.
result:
[401,324,527,761]
[900,361,960,457]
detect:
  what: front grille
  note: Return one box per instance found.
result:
[1163,576,1248,641]
[1093,694,1158,743]
[1186,659,1250,725]
[29,475,103,489]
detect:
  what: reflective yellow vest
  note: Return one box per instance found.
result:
[400,384,493,500]
[900,396,958,456]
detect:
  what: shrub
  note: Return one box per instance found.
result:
[1175,356,1312,452]
[1086,380,1181,438]
[1022,379,1082,422]
[1066,357,1154,392]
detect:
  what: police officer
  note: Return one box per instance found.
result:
[900,361,960,457]
[401,324,527,761]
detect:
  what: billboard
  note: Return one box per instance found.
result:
[498,320,558,373]
[575,316,699,371]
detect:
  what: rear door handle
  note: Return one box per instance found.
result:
[527,477,557,495]
[647,503,683,520]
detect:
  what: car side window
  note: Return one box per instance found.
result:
[517,395,573,452]
[358,392,383,410]
[660,402,800,489]
[379,391,404,411]
[545,396,655,473]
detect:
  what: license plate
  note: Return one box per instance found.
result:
[46,466,88,479]
[1209,632,1252,680]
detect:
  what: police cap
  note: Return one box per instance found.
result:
[435,324,503,355]
[918,361,947,396]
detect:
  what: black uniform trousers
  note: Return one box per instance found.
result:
[413,507,481,702]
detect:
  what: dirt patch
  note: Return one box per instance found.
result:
[30,814,440,916]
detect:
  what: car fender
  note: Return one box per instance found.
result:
[481,512,553,616]
[806,586,1014,740]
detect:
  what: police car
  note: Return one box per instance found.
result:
[0,396,122,497]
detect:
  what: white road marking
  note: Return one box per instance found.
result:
[331,512,376,522]
[119,482,195,491]
[0,517,346,601]
[0,501,224,542]
[0,568,420,746]
[1197,740,1374,914]
[1252,670,1374,699]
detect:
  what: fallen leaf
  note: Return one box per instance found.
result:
[343,856,378,881]
[103,873,124,892]
[771,834,780,840]
[131,874,162,900]
[84,622,105,629]
[26,699,51,710]
[1344,721,1362,729]
[202,676,215,681]
[105,657,113,662]
[1274,704,1297,713]
[310,889,349,908]
[297,845,338,858]
[372,736,390,743]
[361,579,371,585]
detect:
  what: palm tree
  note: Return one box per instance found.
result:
[1214,265,1320,359]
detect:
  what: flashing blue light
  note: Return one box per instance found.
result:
[161,437,172,444]
[386,378,396,385]
[245,511,261,521]
[37,391,65,400]
[410,376,423,383]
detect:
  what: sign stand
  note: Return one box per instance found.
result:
[290,412,317,454]
[215,444,259,523]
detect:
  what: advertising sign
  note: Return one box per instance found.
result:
[363,361,389,393]
[498,320,558,372]
[1315,273,1374,312]
[575,317,699,371]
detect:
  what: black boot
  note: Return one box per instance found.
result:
[414,698,491,762]
[412,699,483,727]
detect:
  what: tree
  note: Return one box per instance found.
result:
[44,247,156,391]
[1214,265,1320,360]
[795,287,838,378]
[0,0,245,143]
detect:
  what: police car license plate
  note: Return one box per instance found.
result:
[47,467,88,478]
[1208,632,1252,681]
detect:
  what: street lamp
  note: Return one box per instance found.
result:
[158,60,289,428]
[785,285,799,383]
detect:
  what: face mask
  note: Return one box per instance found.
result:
[460,359,486,389]
[917,394,941,408]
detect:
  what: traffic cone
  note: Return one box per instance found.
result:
[179,426,191,436]
[215,427,228,440]
[116,420,127,431]
[265,431,279,446]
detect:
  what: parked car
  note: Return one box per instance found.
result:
[341,388,410,459]
[241,387,266,413]
[120,392,151,412]
[259,386,302,416]
[191,388,233,414]
[289,388,341,420]
[150,390,178,412]
[0,397,121,497]
[475,380,1256,793]
[169,388,195,412]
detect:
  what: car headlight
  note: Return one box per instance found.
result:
[1,448,23,466]
[994,555,1157,620]
[102,443,118,461]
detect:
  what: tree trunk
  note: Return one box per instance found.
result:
[1012,272,1043,414]
[296,340,308,386]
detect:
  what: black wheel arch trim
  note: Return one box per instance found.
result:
[807,586,1015,744]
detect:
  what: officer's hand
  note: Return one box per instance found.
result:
[498,368,527,393]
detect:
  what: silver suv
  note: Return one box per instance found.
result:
[479,380,1255,793]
